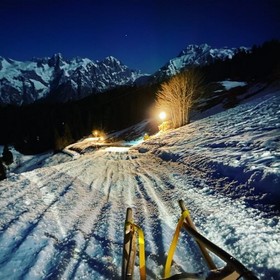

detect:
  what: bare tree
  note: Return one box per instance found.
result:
[156,69,204,128]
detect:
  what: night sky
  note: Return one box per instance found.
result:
[0,0,280,73]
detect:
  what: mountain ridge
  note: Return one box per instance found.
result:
[0,44,248,105]
[0,54,145,105]
[152,43,249,80]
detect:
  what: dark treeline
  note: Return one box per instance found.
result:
[0,39,279,154]
[200,39,280,82]
[0,83,158,154]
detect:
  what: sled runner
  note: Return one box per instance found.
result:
[122,207,145,279]
[122,200,259,280]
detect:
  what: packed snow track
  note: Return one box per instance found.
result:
[0,147,279,279]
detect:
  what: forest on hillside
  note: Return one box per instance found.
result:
[0,40,279,154]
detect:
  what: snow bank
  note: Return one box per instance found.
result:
[0,146,72,175]
[138,88,280,206]
[219,80,247,90]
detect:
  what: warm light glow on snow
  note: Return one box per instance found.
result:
[105,147,130,152]
[90,130,106,142]
[86,137,99,142]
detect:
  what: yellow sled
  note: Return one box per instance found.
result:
[122,200,259,280]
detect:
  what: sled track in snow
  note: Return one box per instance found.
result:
[0,148,279,279]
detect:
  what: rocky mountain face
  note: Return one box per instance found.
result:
[153,43,248,80]
[0,44,247,105]
[0,54,145,105]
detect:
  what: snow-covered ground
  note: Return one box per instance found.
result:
[219,80,247,90]
[0,85,279,279]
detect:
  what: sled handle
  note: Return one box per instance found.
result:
[122,208,137,279]
[179,200,259,280]
[179,200,216,270]
[122,208,146,280]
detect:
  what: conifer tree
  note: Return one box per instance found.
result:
[2,145,13,165]
[0,160,6,180]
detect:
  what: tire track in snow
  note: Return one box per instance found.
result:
[0,168,106,277]
[125,153,188,277]
[127,153,208,276]
[0,169,77,232]
[92,150,166,278]
[133,173,167,278]
[68,201,121,279]
[68,177,123,279]
[0,176,76,267]
[29,175,115,279]
[0,168,67,220]
[40,155,126,279]
[0,174,30,200]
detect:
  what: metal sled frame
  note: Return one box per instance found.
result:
[122,200,259,280]
[122,208,137,279]
[122,208,146,280]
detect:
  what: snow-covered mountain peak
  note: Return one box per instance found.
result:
[179,43,211,56]
[0,53,147,105]
[103,55,119,62]
[102,56,124,68]
[0,57,15,67]
[70,56,92,65]
[154,43,245,80]
[47,53,65,68]
[178,43,236,62]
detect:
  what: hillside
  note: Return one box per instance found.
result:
[0,84,279,279]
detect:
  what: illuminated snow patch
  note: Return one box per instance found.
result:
[105,147,130,152]
[220,80,247,90]
[126,138,144,146]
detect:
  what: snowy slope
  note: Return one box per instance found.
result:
[0,87,279,279]
[139,86,280,207]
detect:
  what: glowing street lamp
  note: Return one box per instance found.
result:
[159,111,167,121]
[158,111,169,132]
